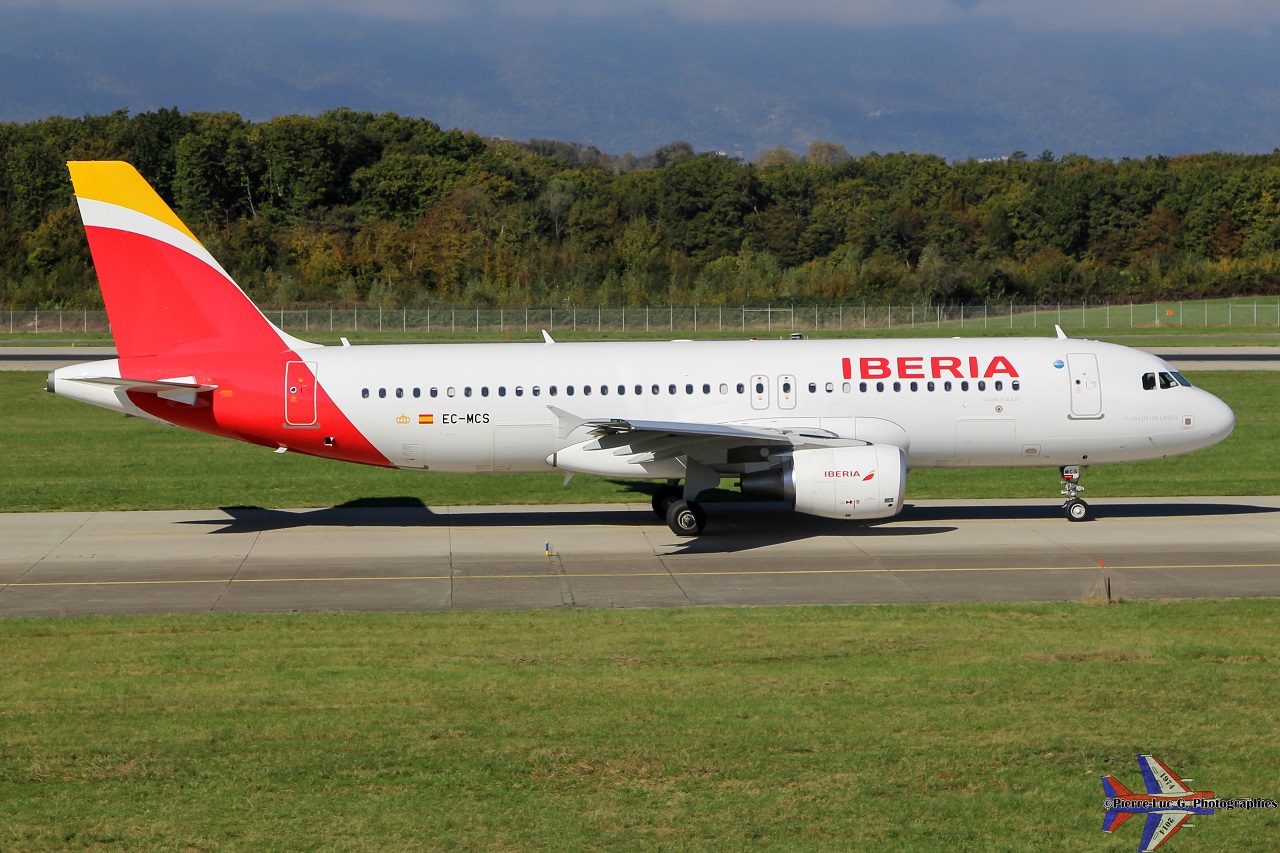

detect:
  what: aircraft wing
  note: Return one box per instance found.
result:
[1138,755,1194,795]
[548,406,861,449]
[1139,811,1193,852]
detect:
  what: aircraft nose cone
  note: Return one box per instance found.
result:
[1202,393,1235,441]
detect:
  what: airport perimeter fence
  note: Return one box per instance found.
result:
[6,299,1280,336]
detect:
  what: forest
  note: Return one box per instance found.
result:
[2,108,1280,310]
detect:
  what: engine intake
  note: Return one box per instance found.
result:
[740,445,906,520]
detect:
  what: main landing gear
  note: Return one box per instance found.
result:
[652,481,706,536]
[1060,465,1090,521]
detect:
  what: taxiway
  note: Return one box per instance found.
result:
[2,498,1277,616]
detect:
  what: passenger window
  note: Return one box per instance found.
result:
[737,383,745,394]
[498,387,506,397]
[685,384,694,394]
[431,388,439,398]
[378,388,386,398]
[876,382,884,392]
[807,382,816,393]
[1012,380,1020,391]
[859,382,867,392]
[549,386,557,396]
[515,387,524,397]
[994,381,1002,391]
[909,381,918,392]
[396,388,404,398]
[893,381,901,392]
[532,386,541,396]
[634,385,643,395]
[825,382,834,393]
[413,388,421,398]
[977,381,986,391]
[842,382,851,393]
[652,385,660,395]
[703,384,711,394]
[961,381,970,391]
[944,381,952,391]
[600,385,608,395]
[567,386,575,396]
[447,387,456,397]
[720,383,729,394]
[362,388,369,399]
[583,385,591,396]
[927,381,935,391]
[669,384,677,395]
[465,387,472,397]
[755,382,764,394]
[481,387,489,397]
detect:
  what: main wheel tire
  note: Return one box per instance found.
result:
[1064,498,1090,522]
[665,499,705,536]
[651,485,682,519]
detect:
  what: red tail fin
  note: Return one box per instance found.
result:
[68,161,300,359]
[1102,775,1135,799]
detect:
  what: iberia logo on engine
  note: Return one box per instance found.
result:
[825,469,876,481]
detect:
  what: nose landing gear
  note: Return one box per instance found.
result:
[1060,465,1090,521]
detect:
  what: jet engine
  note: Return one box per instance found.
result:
[740,444,906,520]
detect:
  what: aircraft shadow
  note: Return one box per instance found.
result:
[175,497,1273,544]
[182,498,640,534]
[181,498,958,549]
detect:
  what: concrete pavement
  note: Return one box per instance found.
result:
[2,498,1277,616]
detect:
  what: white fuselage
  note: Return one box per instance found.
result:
[280,336,1232,475]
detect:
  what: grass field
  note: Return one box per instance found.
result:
[1,370,1274,513]
[1,602,1278,850]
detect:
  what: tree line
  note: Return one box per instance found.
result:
[3,108,1280,310]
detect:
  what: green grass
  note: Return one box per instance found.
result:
[1,602,1278,850]
[2,370,1274,512]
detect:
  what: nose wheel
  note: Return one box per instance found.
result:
[1060,465,1090,521]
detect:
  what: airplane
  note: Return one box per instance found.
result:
[1102,754,1217,851]
[48,161,1236,536]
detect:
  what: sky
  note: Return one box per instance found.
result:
[7,0,1280,30]
[2,1,1278,160]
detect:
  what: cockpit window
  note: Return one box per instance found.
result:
[1144,371,1192,390]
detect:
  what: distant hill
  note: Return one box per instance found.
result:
[2,8,1277,160]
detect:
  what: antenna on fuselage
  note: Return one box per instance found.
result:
[1054,325,1068,339]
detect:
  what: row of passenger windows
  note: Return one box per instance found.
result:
[360,378,1020,399]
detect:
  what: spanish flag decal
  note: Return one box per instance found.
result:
[419,414,434,424]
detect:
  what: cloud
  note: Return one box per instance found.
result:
[5,0,1279,32]
[968,0,1280,34]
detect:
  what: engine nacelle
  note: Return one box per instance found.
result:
[741,445,906,521]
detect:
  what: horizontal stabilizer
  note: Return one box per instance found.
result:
[67,375,218,406]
